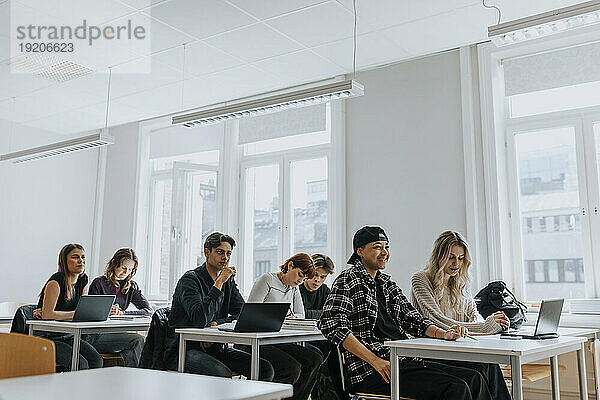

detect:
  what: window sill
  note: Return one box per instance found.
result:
[524,311,600,329]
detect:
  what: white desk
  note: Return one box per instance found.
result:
[0,366,294,400]
[0,314,13,324]
[386,335,587,400]
[175,327,324,379]
[27,318,151,371]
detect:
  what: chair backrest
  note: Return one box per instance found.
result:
[0,332,55,379]
[10,304,37,334]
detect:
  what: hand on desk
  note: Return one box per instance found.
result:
[443,325,463,341]
[110,304,125,316]
[32,308,42,319]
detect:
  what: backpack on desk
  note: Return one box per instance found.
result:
[474,281,527,329]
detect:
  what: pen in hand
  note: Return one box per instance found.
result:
[450,329,478,341]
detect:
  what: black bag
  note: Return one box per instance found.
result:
[474,281,527,329]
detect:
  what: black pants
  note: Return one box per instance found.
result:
[238,343,323,400]
[52,336,103,370]
[428,360,511,400]
[173,344,274,381]
[352,360,492,400]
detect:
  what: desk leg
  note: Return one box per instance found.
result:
[510,356,523,400]
[390,348,399,400]
[251,339,260,380]
[593,339,600,400]
[178,334,186,372]
[28,325,33,336]
[71,330,81,371]
[577,343,588,400]
[550,355,560,400]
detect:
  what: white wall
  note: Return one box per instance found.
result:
[96,122,141,277]
[345,50,467,292]
[0,149,99,302]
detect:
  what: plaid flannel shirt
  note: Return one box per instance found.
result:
[318,261,432,386]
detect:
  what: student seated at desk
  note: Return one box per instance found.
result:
[411,231,511,400]
[320,226,491,400]
[164,232,274,380]
[245,253,323,400]
[86,248,150,367]
[35,243,102,370]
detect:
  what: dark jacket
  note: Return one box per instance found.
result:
[10,304,37,334]
[164,263,245,369]
[139,307,171,370]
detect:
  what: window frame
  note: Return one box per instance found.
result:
[477,33,600,301]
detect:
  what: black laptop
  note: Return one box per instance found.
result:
[501,298,564,340]
[218,302,290,333]
[58,295,115,322]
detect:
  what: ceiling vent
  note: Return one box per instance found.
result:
[7,54,94,83]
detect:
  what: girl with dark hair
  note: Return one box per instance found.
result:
[86,248,151,367]
[36,243,103,370]
[244,253,323,400]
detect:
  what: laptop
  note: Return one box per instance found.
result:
[501,298,564,340]
[217,302,290,333]
[58,295,115,322]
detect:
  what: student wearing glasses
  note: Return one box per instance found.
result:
[411,231,511,400]
[86,248,151,367]
[36,243,103,370]
[245,253,324,400]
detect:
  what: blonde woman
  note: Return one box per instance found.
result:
[411,231,510,400]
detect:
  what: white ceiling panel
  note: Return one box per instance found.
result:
[385,4,494,56]
[204,23,303,63]
[336,0,478,30]
[117,0,170,11]
[182,65,283,109]
[313,31,409,71]
[23,0,137,27]
[227,0,327,20]
[153,42,243,78]
[109,55,182,99]
[266,1,364,48]
[0,63,55,102]
[12,83,99,123]
[254,50,345,87]
[149,0,256,39]
[493,0,588,23]
[111,82,182,121]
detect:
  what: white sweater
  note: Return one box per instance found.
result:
[248,272,305,318]
[410,270,501,335]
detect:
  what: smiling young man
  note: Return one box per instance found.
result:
[164,232,274,380]
[319,226,492,400]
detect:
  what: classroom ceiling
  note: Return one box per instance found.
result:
[0,0,584,151]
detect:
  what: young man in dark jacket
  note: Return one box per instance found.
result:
[164,232,274,380]
[319,226,491,400]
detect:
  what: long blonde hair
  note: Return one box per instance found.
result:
[424,231,472,320]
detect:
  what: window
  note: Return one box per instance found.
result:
[239,104,334,295]
[480,40,600,301]
[136,101,344,299]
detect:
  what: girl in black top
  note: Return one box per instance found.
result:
[36,243,102,370]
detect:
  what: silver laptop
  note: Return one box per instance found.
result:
[501,298,564,340]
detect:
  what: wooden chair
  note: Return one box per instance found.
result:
[500,363,566,382]
[336,346,414,400]
[0,332,55,379]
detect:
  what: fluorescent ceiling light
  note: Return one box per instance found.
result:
[172,79,364,127]
[0,130,115,164]
[489,1,600,46]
